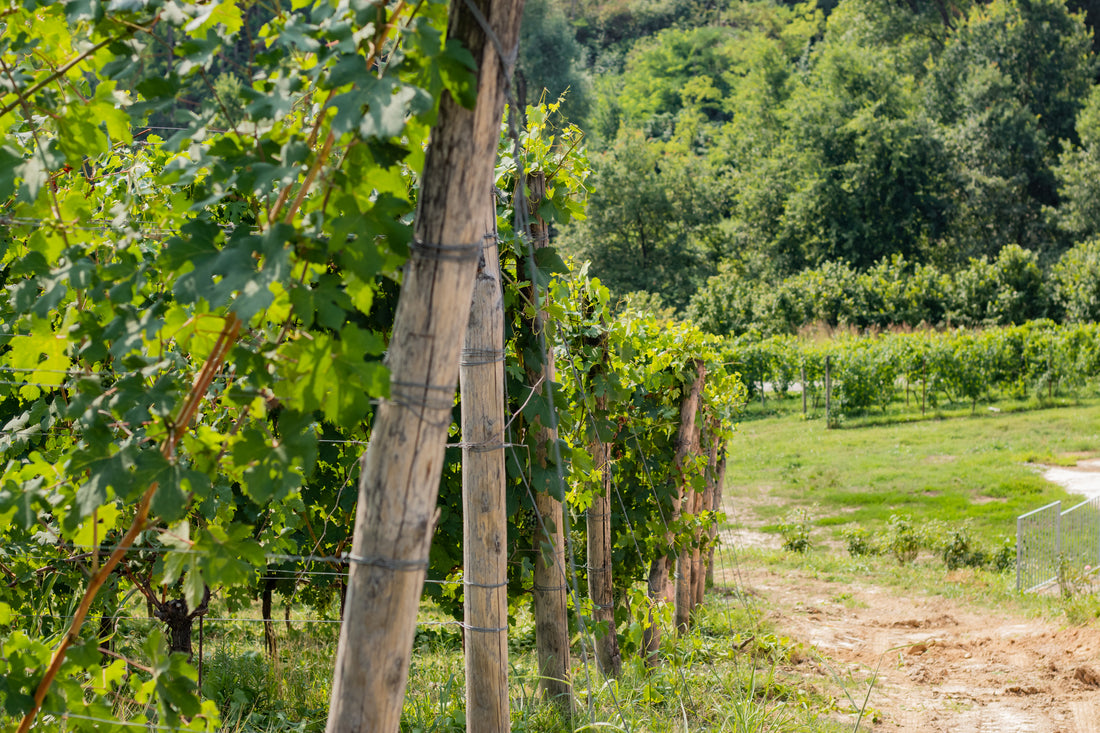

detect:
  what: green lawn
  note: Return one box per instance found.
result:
[726,394,1100,544]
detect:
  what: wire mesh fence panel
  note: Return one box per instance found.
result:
[1017,501,1061,592]
[1061,497,1100,575]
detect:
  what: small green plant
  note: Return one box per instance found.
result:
[842,527,879,557]
[990,535,1017,572]
[723,664,798,732]
[881,514,922,565]
[779,508,813,553]
[937,523,988,570]
[1056,556,1097,599]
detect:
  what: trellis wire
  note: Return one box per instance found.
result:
[0,19,751,733]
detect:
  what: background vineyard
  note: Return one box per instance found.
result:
[732,321,1100,418]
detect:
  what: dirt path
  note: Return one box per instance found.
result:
[1042,459,1100,500]
[734,563,1100,732]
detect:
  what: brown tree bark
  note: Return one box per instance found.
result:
[325,2,524,730]
[460,203,509,733]
[524,170,573,709]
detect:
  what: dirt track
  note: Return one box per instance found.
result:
[720,461,1100,731]
[737,562,1100,732]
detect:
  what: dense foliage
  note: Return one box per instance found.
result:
[687,242,1100,336]
[521,0,1100,316]
[732,320,1100,416]
[0,4,745,729]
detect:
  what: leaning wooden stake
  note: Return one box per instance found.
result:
[586,329,621,677]
[460,203,509,733]
[524,170,573,709]
[325,2,524,731]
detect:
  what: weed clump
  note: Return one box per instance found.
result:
[779,508,813,553]
[842,527,879,557]
[935,523,989,570]
[883,514,922,564]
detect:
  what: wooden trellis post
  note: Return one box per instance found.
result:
[325,1,524,730]
[674,362,705,634]
[525,171,572,709]
[460,202,509,732]
[587,329,622,677]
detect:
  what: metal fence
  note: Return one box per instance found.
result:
[1017,497,1100,592]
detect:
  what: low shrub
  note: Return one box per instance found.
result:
[990,536,1017,572]
[936,523,989,570]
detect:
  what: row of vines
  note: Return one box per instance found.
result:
[0,2,744,729]
[733,321,1100,416]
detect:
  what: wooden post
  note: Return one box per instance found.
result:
[645,363,705,659]
[670,362,706,637]
[824,355,832,428]
[262,577,278,660]
[800,364,807,417]
[921,357,927,416]
[587,329,621,678]
[524,171,572,709]
[693,418,720,606]
[325,2,524,731]
[460,204,509,733]
[705,449,727,588]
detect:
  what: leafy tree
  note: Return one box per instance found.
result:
[613,25,741,138]
[1052,238,1100,322]
[723,36,954,274]
[519,0,593,124]
[926,0,1096,261]
[1056,86,1100,243]
[558,128,726,312]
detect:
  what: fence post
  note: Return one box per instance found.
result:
[824,356,832,429]
[921,357,926,416]
[1016,514,1023,592]
[801,364,807,417]
[524,171,572,710]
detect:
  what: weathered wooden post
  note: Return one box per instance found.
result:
[587,329,622,678]
[325,2,524,730]
[693,417,720,607]
[460,203,509,733]
[645,360,702,643]
[524,171,572,709]
[705,448,727,588]
[825,355,832,428]
[800,364,807,416]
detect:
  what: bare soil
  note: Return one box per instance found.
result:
[737,564,1100,732]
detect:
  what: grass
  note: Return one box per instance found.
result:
[730,392,1100,546]
[153,591,861,732]
[11,393,1098,732]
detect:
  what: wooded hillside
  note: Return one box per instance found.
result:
[519,0,1100,319]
